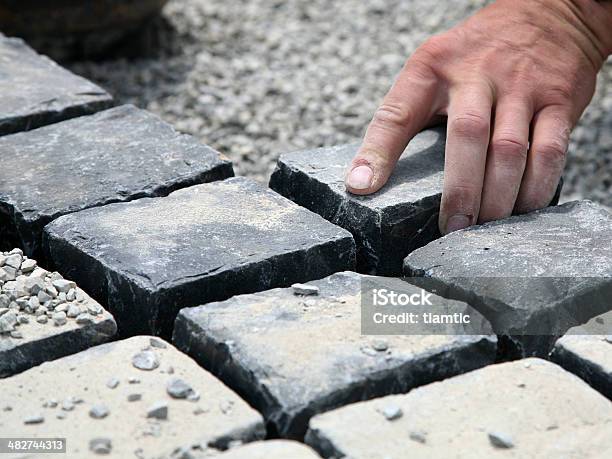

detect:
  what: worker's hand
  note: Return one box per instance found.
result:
[345,0,612,234]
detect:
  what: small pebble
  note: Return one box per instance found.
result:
[147,401,168,420]
[90,438,112,455]
[372,339,388,352]
[53,311,67,326]
[89,404,110,419]
[150,338,167,349]
[128,393,142,402]
[24,414,44,425]
[291,283,320,296]
[488,431,514,449]
[106,378,120,389]
[132,351,160,371]
[409,431,427,444]
[167,378,195,399]
[381,405,403,421]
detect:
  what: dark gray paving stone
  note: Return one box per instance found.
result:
[0,250,117,378]
[0,104,234,258]
[44,178,355,337]
[269,128,446,275]
[550,310,612,399]
[306,359,612,459]
[173,271,496,439]
[0,336,265,458]
[403,200,612,357]
[0,35,112,135]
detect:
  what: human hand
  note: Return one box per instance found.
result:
[345,0,612,234]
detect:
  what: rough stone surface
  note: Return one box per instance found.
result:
[270,128,445,275]
[0,336,264,457]
[0,104,233,258]
[0,35,112,136]
[306,359,612,458]
[209,440,321,458]
[174,271,496,439]
[404,200,612,357]
[551,310,612,399]
[0,250,116,378]
[270,131,562,276]
[44,177,355,337]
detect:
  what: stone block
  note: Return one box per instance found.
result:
[269,128,445,275]
[44,178,355,337]
[0,35,112,135]
[551,310,612,399]
[0,104,233,258]
[0,249,116,378]
[306,359,612,458]
[0,336,265,458]
[210,440,321,458]
[403,201,612,356]
[173,271,496,439]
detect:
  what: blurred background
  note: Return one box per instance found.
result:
[4,0,610,206]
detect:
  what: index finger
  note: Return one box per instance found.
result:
[345,59,442,195]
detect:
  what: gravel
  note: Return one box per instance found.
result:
[67,0,610,206]
[0,249,99,337]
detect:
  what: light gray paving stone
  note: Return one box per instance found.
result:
[173,271,496,439]
[0,35,112,136]
[207,440,322,458]
[404,200,612,357]
[551,310,612,399]
[45,177,355,337]
[0,104,233,258]
[269,128,446,275]
[0,250,116,378]
[0,336,265,458]
[305,358,612,459]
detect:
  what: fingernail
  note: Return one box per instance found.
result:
[445,215,471,234]
[346,165,373,190]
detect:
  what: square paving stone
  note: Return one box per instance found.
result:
[0,249,116,378]
[209,440,321,458]
[551,310,612,399]
[306,358,612,459]
[403,200,612,357]
[269,127,446,275]
[44,177,356,337]
[0,35,112,135]
[0,104,234,258]
[0,336,265,458]
[173,271,497,439]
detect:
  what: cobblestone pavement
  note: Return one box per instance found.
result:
[69,0,611,206]
[1,25,611,457]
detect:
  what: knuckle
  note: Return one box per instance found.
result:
[371,102,415,130]
[489,137,528,163]
[534,140,567,168]
[450,113,490,139]
[541,84,574,105]
[416,34,451,63]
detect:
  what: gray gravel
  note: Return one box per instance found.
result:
[69,0,611,206]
